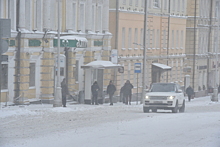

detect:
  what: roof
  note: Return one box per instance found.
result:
[81,60,122,69]
[152,63,172,70]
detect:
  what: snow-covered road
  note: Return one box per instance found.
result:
[0,96,219,147]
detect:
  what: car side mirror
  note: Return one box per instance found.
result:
[177,89,182,93]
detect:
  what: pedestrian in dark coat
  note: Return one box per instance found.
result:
[61,78,69,107]
[123,80,134,105]
[91,81,100,105]
[107,80,116,105]
[186,85,194,102]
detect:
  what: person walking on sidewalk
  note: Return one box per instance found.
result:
[186,85,194,102]
[91,81,100,105]
[107,80,116,106]
[61,78,69,107]
[123,80,133,105]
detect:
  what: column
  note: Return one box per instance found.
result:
[67,50,76,93]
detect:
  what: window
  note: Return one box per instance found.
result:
[152,29,155,49]
[157,29,160,48]
[72,3,77,31]
[141,0,145,7]
[149,0,152,8]
[29,63,35,87]
[177,0,180,12]
[172,0,176,12]
[153,0,159,8]
[129,0,132,6]
[180,30,183,48]
[25,0,31,30]
[182,0,185,12]
[9,0,16,30]
[164,0,167,10]
[134,28,138,48]
[176,30,179,49]
[147,29,150,48]
[75,60,79,82]
[50,1,56,30]
[163,30,166,48]
[35,0,42,31]
[135,0,139,6]
[80,4,85,32]
[1,64,8,90]
[122,27,125,48]
[172,30,174,48]
[128,28,132,48]
[123,0,126,5]
[215,1,219,18]
[140,28,143,47]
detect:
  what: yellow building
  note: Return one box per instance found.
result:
[185,0,220,96]
[109,0,187,96]
[0,0,112,104]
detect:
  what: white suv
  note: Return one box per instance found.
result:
[143,83,185,113]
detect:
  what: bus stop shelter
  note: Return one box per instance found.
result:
[81,60,122,104]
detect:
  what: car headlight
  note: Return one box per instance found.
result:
[145,96,149,99]
[168,96,175,100]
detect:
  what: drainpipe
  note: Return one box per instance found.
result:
[192,0,197,90]
[166,0,171,82]
[115,0,119,50]
[14,0,21,103]
[142,0,148,104]
[207,0,213,90]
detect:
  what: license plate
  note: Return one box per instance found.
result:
[154,101,162,103]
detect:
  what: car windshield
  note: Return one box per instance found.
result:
[151,83,176,92]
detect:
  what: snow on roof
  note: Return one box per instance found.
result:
[152,63,172,70]
[81,60,122,69]
[54,35,87,42]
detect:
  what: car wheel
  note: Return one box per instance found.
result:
[179,100,185,113]
[172,101,178,113]
[152,108,157,113]
[143,107,149,113]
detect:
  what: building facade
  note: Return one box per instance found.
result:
[0,0,112,104]
[185,0,220,95]
[109,0,187,96]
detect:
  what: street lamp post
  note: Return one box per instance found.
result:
[213,3,220,102]
[53,0,62,107]
[134,1,148,104]
[141,0,148,104]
